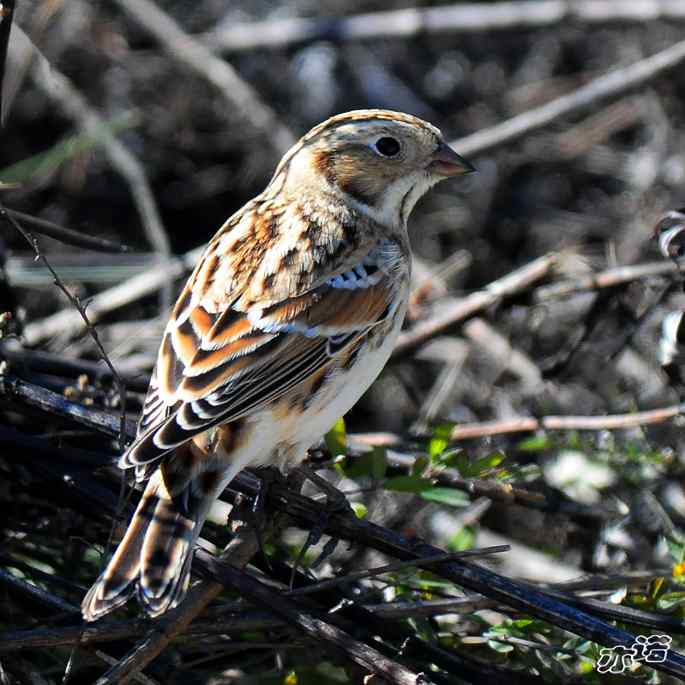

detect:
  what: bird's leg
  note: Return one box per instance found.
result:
[295,463,352,513]
[288,463,353,586]
[245,465,285,569]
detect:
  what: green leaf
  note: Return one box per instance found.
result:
[437,448,464,468]
[399,575,454,590]
[325,417,346,457]
[384,475,433,493]
[420,487,469,507]
[511,618,534,629]
[350,502,368,519]
[656,591,685,611]
[449,526,475,552]
[517,435,553,452]
[428,423,454,461]
[488,639,514,653]
[470,451,505,476]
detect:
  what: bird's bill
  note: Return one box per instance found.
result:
[428,142,476,177]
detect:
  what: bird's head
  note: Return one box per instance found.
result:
[272,109,475,228]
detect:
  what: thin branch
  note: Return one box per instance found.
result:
[0,611,282,653]
[394,253,557,356]
[0,567,79,615]
[112,0,295,153]
[0,571,158,684]
[382,450,545,506]
[0,205,128,449]
[450,404,685,438]
[463,317,542,393]
[2,208,130,253]
[86,650,159,685]
[534,260,679,301]
[196,549,433,685]
[286,545,510,598]
[203,1,685,53]
[452,36,685,158]
[0,373,136,438]
[10,26,170,258]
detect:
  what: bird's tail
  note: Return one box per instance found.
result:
[81,471,198,621]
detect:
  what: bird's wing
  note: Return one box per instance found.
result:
[120,202,405,478]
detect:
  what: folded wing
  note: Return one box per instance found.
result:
[121,207,404,478]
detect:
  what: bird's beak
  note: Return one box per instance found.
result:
[428,141,476,177]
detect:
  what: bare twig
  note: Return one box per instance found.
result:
[196,550,433,685]
[0,567,79,615]
[7,402,685,679]
[358,404,685,442]
[534,260,679,301]
[7,367,680,462]
[87,651,159,685]
[452,36,685,158]
[0,610,282,652]
[414,339,468,428]
[286,545,510,598]
[0,571,157,684]
[112,0,295,153]
[203,1,685,53]
[448,404,685,439]
[2,208,130,253]
[10,26,170,258]
[0,205,128,449]
[0,373,136,437]
[394,253,557,356]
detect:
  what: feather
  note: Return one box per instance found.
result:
[119,235,403,472]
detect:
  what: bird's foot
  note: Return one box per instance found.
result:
[288,464,352,586]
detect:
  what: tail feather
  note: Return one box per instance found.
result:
[138,494,196,617]
[81,472,199,621]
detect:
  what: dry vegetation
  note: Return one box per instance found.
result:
[4,1,685,683]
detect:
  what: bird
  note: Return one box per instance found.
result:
[81,109,475,621]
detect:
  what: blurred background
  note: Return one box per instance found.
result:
[5,1,685,682]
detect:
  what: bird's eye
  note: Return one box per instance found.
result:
[374,137,401,158]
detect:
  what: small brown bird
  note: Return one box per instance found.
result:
[82,109,474,621]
